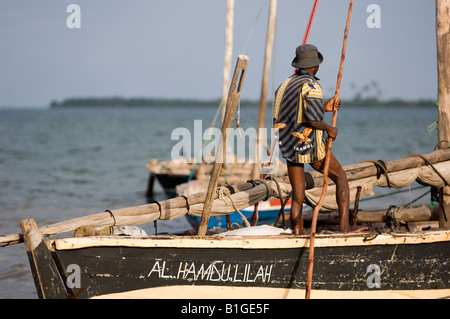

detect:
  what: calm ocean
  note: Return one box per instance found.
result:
[0,104,438,298]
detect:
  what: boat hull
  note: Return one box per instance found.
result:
[49,231,450,299]
[154,173,192,196]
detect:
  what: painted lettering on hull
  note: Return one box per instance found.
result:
[148,260,274,284]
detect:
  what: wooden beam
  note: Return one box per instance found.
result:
[436,0,450,229]
[296,149,450,189]
[277,205,437,225]
[20,218,68,299]
[197,55,250,236]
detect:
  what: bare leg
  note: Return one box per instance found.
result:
[287,161,305,235]
[310,152,368,233]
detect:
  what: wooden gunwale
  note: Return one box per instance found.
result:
[51,229,450,251]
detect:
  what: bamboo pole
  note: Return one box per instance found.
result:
[305,0,354,299]
[252,0,278,179]
[436,0,450,230]
[0,180,256,247]
[197,55,250,236]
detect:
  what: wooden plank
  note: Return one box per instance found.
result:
[197,55,250,236]
[53,229,450,250]
[408,221,440,232]
[437,0,450,230]
[20,218,68,299]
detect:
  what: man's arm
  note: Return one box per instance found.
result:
[307,120,338,140]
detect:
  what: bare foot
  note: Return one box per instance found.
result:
[340,225,368,233]
[292,228,304,235]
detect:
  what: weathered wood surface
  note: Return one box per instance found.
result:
[437,0,450,230]
[298,205,438,224]
[20,219,68,299]
[198,55,250,236]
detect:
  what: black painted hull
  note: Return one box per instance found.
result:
[154,173,191,196]
[49,231,450,299]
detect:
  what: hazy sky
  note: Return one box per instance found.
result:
[0,0,438,108]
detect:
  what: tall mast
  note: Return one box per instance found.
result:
[436,0,450,229]
[252,0,278,179]
[221,0,234,122]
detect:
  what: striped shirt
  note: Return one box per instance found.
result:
[273,70,327,163]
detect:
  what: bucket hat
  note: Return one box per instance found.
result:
[291,44,323,69]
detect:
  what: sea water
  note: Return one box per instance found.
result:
[0,104,438,298]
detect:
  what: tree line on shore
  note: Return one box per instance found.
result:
[50,96,436,108]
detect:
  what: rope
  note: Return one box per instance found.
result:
[241,0,268,54]
[385,205,407,231]
[217,187,251,227]
[266,176,289,229]
[256,178,273,201]
[361,159,392,188]
[105,210,117,226]
[181,195,190,214]
[402,189,431,208]
[359,185,425,202]
[150,201,162,235]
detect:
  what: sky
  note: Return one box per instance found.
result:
[0,0,439,108]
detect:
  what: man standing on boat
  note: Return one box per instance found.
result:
[273,44,366,235]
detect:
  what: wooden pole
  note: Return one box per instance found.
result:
[20,219,68,299]
[302,0,319,45]
[305,0,354,299]
[197,55,250,236]
[436,0,450,230]
[252,0,278,179]
[221,0,234,122]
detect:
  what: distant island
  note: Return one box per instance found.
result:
[50,96,437,108]
[49,80,438,108]
[50,97,251,108]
